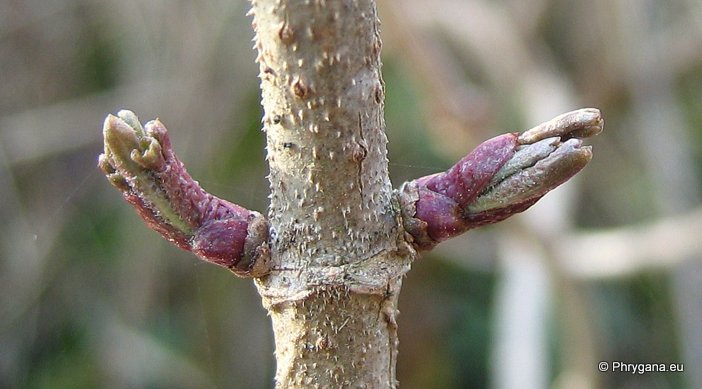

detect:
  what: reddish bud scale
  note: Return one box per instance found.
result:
[416,134,518,208]
[100,113,270,277]
[147,122,269,275]
[399,107,601,251]
[192,218,249,267]
[401,134,519,249]
[145,121,256,230]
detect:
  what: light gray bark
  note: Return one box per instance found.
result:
[250,0,415,386]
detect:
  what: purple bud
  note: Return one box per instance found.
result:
[399,108,603,250]
[99,111,271,277]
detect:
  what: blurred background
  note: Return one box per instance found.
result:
[1,0,701,388]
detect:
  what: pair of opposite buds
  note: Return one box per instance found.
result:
[99,108,603,277]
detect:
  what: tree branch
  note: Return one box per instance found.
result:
[249,0,411,386]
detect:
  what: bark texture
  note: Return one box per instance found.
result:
[250,0,413,386]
